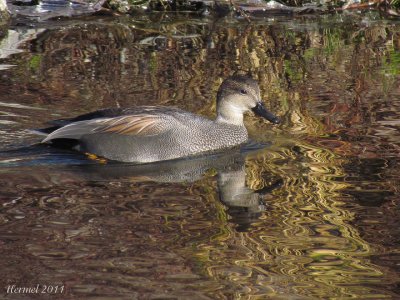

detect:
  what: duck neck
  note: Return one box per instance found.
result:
[216,101,245,126]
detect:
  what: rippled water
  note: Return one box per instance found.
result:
[1,11,400,299]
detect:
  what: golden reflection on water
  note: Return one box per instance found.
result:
[186,137,392,299]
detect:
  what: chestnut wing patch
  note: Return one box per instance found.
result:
[96,115,162,136]
[42,114,171,143]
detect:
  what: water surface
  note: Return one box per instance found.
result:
[1,12,400,299]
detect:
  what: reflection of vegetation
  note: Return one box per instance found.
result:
[303,47,317,61]
[383,47,400,75]
[284,59,304,83]
[2,17,400,299]
[323,28,342,56]
[381,46,399,97]
[149,52,158,73]
[28,54,41,71]
[103,0,400,15]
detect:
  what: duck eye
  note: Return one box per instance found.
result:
[240,89,247,95]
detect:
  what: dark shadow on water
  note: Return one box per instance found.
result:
[0,143,92,166]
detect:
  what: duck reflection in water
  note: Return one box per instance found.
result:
[75,145,283,232]
[1,142,282,231]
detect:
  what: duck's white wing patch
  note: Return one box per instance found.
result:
[42,115,169,143]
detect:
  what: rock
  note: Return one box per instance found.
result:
[0,0,9,40]
[0,0,9,21]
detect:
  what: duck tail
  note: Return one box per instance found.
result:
[29,126,61,136]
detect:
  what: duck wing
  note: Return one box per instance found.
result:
[42,113,179,143]
[47,106,185,127]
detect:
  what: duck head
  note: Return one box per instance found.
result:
[216,75,280,125]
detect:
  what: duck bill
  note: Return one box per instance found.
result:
[252,102,280,124]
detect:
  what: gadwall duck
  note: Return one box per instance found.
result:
[38,76,280,163]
